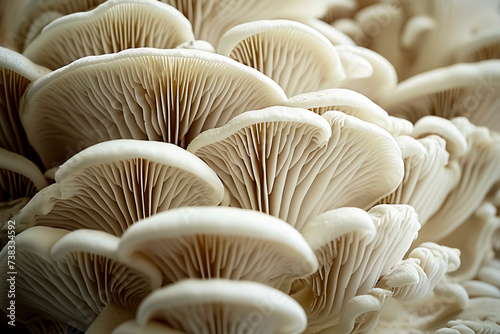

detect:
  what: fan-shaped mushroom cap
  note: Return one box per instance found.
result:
[456,29,500,63]
[377,134,461,225]
[23,0,195,70]
[12,140,225,236]
[159,0,327,46]
[285,88,393,133]
[188,106,404,231]
[381,61,500,133]
[439,203,500,282]
[135,279,307,334]
[12,0,106,52]
[0,47,49,166]
[0,226,161,331]
[378,242,461,304]
[302,18,356,46]
[118,207,318,288]
[293,204,420,333]
[416,117,500,243]
[218,20,346,97]
[333,44,398,101]
[20,48,287,168]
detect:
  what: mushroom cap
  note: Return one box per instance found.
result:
[416,117,500,242]
[20,47,287,168]
[0,47,49,165]
[381,60,500,133]
[118,206,318,288]
[159,0,327,46]
[13,140,225,236]
[189,106,404,231]
[285,88,393,132]
[295,204,420,333]
[377,134,461,225]
[217,19,345,96]
[136,279,307,334]
[0,226,160,331]
[23,0,195,69]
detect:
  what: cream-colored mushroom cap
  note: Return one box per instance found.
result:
[0,226,161,331]
[189,106,404,231]
[23,0,195,69]
[294,204,420,333]
[218,19,345,96]
[13,140,225,236]
[381,61,500,133]
[118,207,318,288]
[136,279,307,334]
[20,48,287,168]
[0,47,49,165]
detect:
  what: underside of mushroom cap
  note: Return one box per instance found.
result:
[118,206,318,288]
[381,60,500,133]
[23,0,196,70]
[294,204,420,333]
[189,106,404,231]
[20,47,287,168]
[13,140,225,236]
[218,19,346,96]
[0,226,160,331]
[136,279,307,334]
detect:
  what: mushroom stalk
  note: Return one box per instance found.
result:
[85,303,135,334]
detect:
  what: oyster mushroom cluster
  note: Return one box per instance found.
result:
[1,0,500,333]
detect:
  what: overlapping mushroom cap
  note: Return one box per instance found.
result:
[20,48,287,168]
[10,140,225,236]
[118,206,318,289]
[293,204,420,333]
[0,226,161,332]
[22,0,196,70]
[188,106,404,231]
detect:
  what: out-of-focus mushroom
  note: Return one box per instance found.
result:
[158,0,326,46]
[416,117,500,243]
[20,48,287,168]
[23,0,196,70]
[292,204,420,333]
[217,19,346,97]
[0,47,49,167]
[188,106,404,231]
[132,279,308,334]
[118,207,318,289]
[0,226,161,332]
[10,140,225,236]
[12,0,106,52]
[381,61,500,133]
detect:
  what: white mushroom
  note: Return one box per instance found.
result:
[23,0,196,69]
[20,48,287,168]
[0,226,161,332]
[188,106,404,231]
[217,19,346,97]
[293,204,420,333]
[117,207,318,289]
[11,140,225,236]
[134,279,307,334]
[381,61,500,133]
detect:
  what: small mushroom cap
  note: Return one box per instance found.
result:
[189,106,404,231]
[218,19,345,96]
[118,206,318,287]
[23,0,196,69]
[13,140,225,236]
[20,48,287,168]
[136,279,307,334]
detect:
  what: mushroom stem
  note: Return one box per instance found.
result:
[85,303,135,334]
